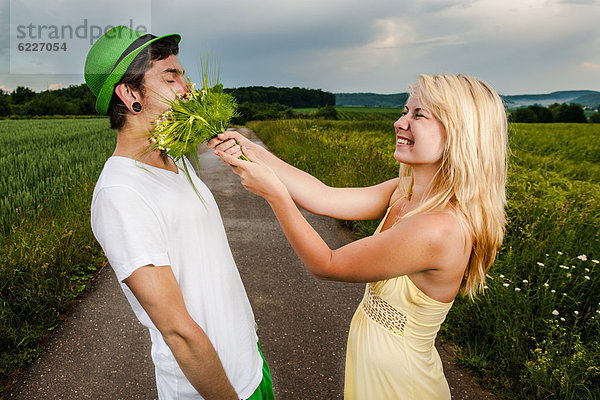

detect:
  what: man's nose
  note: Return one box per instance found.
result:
[176,78,191,95]
[179,84,191,95]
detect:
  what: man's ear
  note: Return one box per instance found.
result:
[114,83,141,113]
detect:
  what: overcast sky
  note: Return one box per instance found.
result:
[0,0,599,95]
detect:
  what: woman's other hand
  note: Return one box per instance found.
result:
[208,131,255,159]
[214,145,288,202]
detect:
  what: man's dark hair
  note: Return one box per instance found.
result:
[109,37,179,130]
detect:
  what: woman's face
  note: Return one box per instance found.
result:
[393,96,446,167]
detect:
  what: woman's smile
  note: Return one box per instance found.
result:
[396,135,414,146]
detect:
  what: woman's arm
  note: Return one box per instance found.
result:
[267,190,464,282]
[209,131,398,220]
[215,147,466,283]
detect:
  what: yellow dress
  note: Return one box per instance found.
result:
[344,200,454,400]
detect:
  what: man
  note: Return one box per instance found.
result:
[84,25,273,400]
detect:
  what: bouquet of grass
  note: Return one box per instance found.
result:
[148,58,247,201]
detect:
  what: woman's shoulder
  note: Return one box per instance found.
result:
[399,210,471,257]
[413,209,467,234]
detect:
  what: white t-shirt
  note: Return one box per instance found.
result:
[91,156,262,400]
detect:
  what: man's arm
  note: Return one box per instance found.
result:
[124,265,238,400]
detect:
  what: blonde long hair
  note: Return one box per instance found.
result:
[398,74,508,299]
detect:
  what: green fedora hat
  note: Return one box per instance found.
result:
[84,25,180,114]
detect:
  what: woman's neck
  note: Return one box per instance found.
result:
[408,164,441,204]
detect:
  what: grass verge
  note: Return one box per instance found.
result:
[248,119,600,399]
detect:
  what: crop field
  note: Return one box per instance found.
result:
[336,107,400,121]
[0,119,115,232]
[1,117,599,399]
[295,106,401,121]
[248,119,600,399]
[0,119,114,392]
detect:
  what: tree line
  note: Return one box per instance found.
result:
[510,103,600,123]
[3,84,599,123]
[0,85,97,117]
[224,86,335,108]
[0,84,335,120]
[226,86,335,124]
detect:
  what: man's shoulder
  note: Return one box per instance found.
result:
[96,157,149,188]
[93,158,150,203]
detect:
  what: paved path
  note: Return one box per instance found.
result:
[6,129,495,399]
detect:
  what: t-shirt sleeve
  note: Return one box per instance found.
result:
[91,186,171,282]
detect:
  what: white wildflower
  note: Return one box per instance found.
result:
[537,262,545,267]
[577,255,588,261]
[552,310,559,316]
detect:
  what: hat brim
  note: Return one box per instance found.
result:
[95,33,181,114]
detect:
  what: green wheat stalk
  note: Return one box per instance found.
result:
[148,58,247,202]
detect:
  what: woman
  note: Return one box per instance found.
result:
[212,74,507,399]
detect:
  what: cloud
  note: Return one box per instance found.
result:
[581,62,600,71]
[557,0,599,5]
[365,19,413,50]
[1,0,599,94]
[47,82,67,90]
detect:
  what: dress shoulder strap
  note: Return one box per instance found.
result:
[388,194,406,209]
[375,194,407,234]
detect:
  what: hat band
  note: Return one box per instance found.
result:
[111,33,158,73]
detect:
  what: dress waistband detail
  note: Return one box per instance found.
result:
[361,284,407,337]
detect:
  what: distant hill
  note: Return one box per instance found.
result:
[571,92,600,108]
[502,90,600,108]
[336,90,600,108]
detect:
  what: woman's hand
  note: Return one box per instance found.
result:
[208,131,255,160]
[214,145,288,203]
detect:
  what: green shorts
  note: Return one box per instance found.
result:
[245,342,274,400]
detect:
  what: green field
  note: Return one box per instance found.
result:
[295,106,401,121]
[247,119,600,399]
[0,119,114,392]
[0,119,115,232]
[1,118,599,398]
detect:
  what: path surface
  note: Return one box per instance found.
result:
[6,129,495,399]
